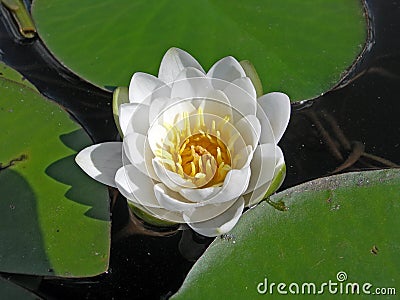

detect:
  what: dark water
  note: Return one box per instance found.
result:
[0,0,399,299]
[281,0,400,188]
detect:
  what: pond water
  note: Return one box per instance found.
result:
[0,0,399,299]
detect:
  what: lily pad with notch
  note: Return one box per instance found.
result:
[0,72,110,277]
[31,0,367,101]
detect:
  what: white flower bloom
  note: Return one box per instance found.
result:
[75,48,290,237]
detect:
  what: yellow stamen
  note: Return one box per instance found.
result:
[154,110,232,187]
[198,107,205,129]
[176,163,184,177]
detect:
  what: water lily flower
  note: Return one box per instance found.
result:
[75,47,290,237]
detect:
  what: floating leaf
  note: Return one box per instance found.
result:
[173,169,400,299]
[31,0,366,101]
[0,75,110,277]
[0,61,37,91]
[0,277,42,300]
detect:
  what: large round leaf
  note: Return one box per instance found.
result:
[173,169,400,299]
[0,74,110,277]
[31,0,367,101]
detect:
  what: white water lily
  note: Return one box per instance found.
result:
[76,48,290,237]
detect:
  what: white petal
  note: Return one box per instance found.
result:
[75,142,122,187]
[198,89,233,120]
[119,103,150,136]
[147,123,168,155]
[123,133,158,180]
[244,146,285,206]
[232,145,254,170]
[154,183,237,222]
[184,197,245,237]
[148,97,173,126]
[114,165,161,208]
[133,203,185,223]
[244,180,271,207]
[256,102,276,144]
[207,56,246,90]
[180,167,251,204]
[171,68,212,99]
[123,133,146,166]
[179,186,219,203]
[182,198,240,223]
[245,143,276,193]
[234,115,261,149]
[175,66,206,79]
[158,100,197,125]
[223,77,257,119]
[129,72,169,104]
[258,92,291,143]
[152,159,196,191]
[230,77,257,99]
[275,145,285,168]
[154,183,198,211]
[214,167,251,204]
[158,48,205,84]
[149,97,196,126]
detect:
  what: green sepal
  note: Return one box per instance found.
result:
[112,86,129,137]
[128,202,178,228]
[263,163,286,200]
[240,60,264,98]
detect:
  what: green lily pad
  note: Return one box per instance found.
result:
[0,75,110,277]
[0,62,37,91]
[0,277,42,300]
[173,169,400,299]
[31,0,366,101]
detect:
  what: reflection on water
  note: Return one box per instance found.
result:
[1,0,399,298]
[281,49,400,188]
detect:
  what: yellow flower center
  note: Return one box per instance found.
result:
[179,132,231,187]
[155,108,233,187]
